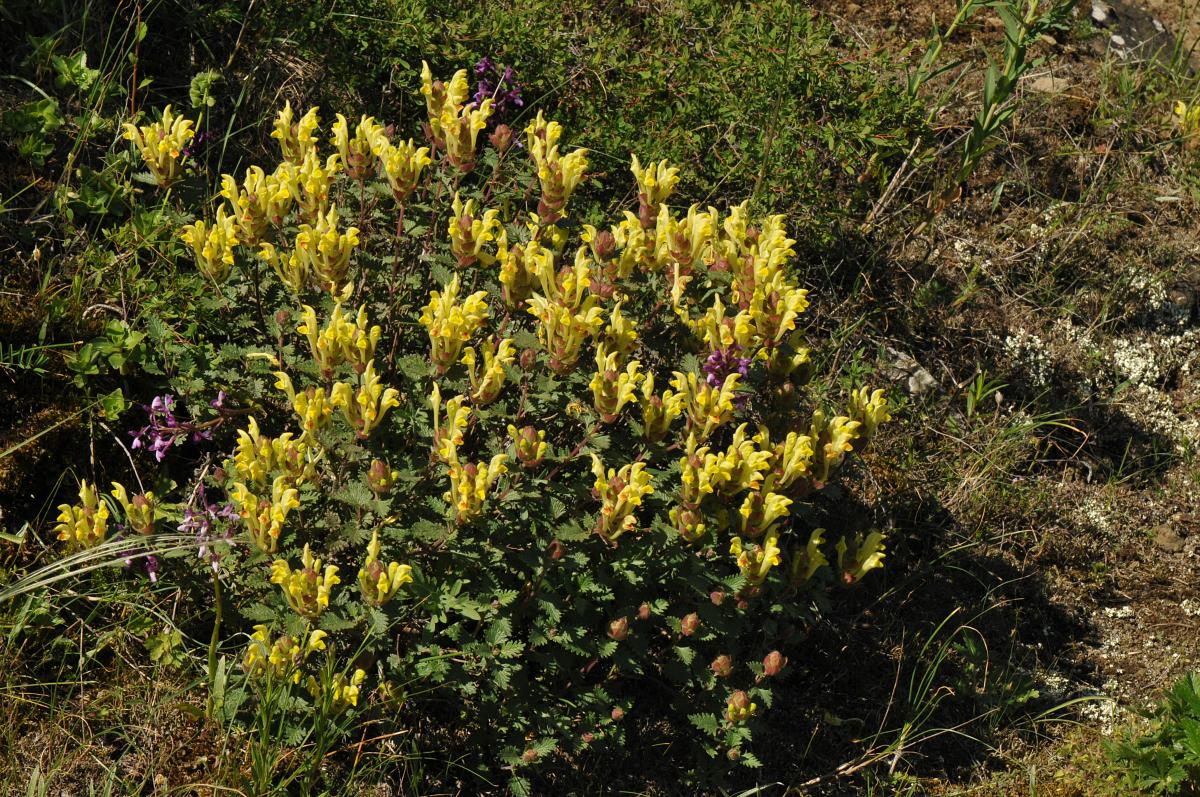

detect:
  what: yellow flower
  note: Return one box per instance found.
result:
[590,454,654,541]
[714,423,772,494]
[293,205,359,293]
[630,154,679,218]
[271,543,340,618]
[1176,100,1200,137]
[639,371,684,443]
[180,204,239,283]
[358,530,413,606]
[601,301,638,357]
[379,138,431,203]
[257,240,308,294]
[419,274,491,373]
[652,204,713,271]
[808,410,861,487]
[448,192,504,267]
[755,427,814,493]
[671,370,741,441]
[297,302,381,378]
[791,528,828,585]
[271,101,321,164]
[508,424,548,468]
[331,113,385,180]
[122,104,195,186]
[461,337,515,405]
[677,432,733,506]
[736,489,792,539]
[230,475,300,554]
[110,481,156,535]
[847,387,891,443]
[525,110,588,222]
[219,164,294,245]
[325,668,367,711]
[430,383,471,464]
[54,480,110,549]
[729,530,782,586]
[293,150,342,221]
[243,625,326,683]
[330,361,400,439]
[445,454,508,523]
[836,530,886,584]
[274,371,334,436]
[590,344,643,423]
[420,61,471,145]
[497,238,552,308]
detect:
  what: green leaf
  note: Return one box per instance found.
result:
[688,713,719,735]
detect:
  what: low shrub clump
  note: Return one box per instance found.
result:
[51,62,893,790]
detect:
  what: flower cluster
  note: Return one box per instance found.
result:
[472,58,523,124]
[122,104,195,186]
[421,61,492,171]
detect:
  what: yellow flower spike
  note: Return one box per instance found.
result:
[297,302,382,379]
[292,150,342,221]
[54,480,110,549]
[589,344,643,423]
[671,370,741,441]
[429,383,471,464]
[271,543,340,618]
[230,475,300,554]
[444,454,508,523]
[525,292,605,374]
[293,205,359,293]
[714,424,773,495]
[497,240,551,308]
[274,371,334,436]
[630,154,680,207]
[331,113,385,180]
[330,361,400,439]
[445,97,493,172]
[668,502,708,543]
[357,530,414,607]
[639,371,684,443]
[326,668,368,711]
[419,274,491,374]
[689,295,756,354]
[847,387,891,444]
[110,481,156,535]
[122,104,196,187]
[1176,100,1200,137]
[602,301,638,357]
[755,427,814,492]
[835,530,886,584]
[448,192,504,267]
[590,454,654,541]
[725,691,758,723]
[525,110,588,222]
[612,211,652,274]
[258,241,308,294]
[271,102,321,164]
[420,61,470,145]
[736,489,792,539]
[229,417,316,489]
[242,624,272,679]
[180,204,239,283]
[243,625,324,683]
[677,432,733,506]
[305,629,328,656]
[808,410,862,487]
[729,529,782,586]
[791,528,828,585]
[380,138,432,203]
[462,337,515,405]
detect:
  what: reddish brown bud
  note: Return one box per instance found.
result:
[212,467,227,484]
[710,655,733,678]
[680,612,700,637]
[522,748,538,764]
[608,617,629,641]
[547,539,564,561]
[489,123,513,153]
[520,348,538,371]
[762,650,786,677]
[729,690,751,710]
[581,732,595,744]
[594,229,616,261]
[727,747,741,761]
[367,459,394,494]
[611,707,625,721]
[710,590,725,606]
[274,309,290,327]
[638,602,651,621]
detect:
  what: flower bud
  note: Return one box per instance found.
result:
[611,707,625,721]
[489,123,513,153]
[710,655,733,678]
[680,612,700,637]
[212,467,227,484]
[520,347,538,371]
[367,459,398,495]
[274,309,290,327]
[594,229,616,261]
[727,747,741,761]
[522,748,538,764]
[762,650,787,677]
[638,602,651,621]
[547,539,564,561]
[710,590,725,606]
[608,616,629,641]
[581,732,594,744]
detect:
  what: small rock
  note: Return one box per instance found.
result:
[1111,33,1126,46]
[1153,18,1165,33]
[1182,598,1200,617]
[886,348,938,396]
[1091,1,1111,25]
[1031,76,1070,93]
[1153,523,1186,553]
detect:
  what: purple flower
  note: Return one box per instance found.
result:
[180,484,238,573]
[702,347,752,389]
[130,392,219,462]
[180,130,214,161]
[472,58,524,127]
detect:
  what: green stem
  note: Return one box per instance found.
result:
[206,570,223,718]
